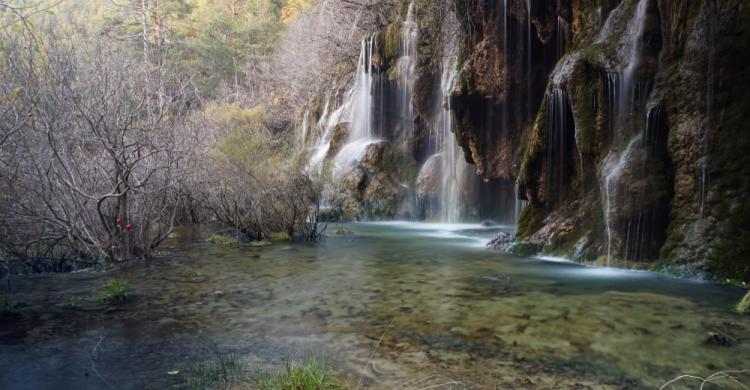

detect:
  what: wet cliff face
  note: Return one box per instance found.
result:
[451,0,572,180]
[450,0,749,281]
[299,0,748,281]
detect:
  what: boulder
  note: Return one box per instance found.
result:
[416,153,443,219]
[487,232,514,252]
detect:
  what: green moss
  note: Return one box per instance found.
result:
[383,22,400,63]
[207,234,240,247]
[735,291,750,315]
[94,279,129,304]
[508,241,541,257]
[518,96,548,191]
[543,229,586,258]
[566,61,601,155]
[515,204,543,240]
[399,157,419,184]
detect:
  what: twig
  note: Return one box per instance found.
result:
[356,319,394,390]
[659,369,750,390]
[89,334,116,390]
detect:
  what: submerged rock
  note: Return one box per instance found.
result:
[704,330,737,347]
[336,141,412,220]
[486,232,513,252]
[415,153,442,219]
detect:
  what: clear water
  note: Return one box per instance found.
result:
[1,223,748,389]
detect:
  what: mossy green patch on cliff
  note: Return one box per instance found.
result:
[517,96,548,199]
[565,60,601,155]
[543,228,586,258]
[383,22,401,64]
[508,241,540,257]
[516,204,543,240]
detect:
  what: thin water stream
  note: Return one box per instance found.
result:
[1,223,748,389]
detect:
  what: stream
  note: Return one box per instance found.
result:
[1,222,748,389]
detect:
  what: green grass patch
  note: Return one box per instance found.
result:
[250,240,273,247]
[182,354,349,390]
[207,234,240,247]
[186,353,246,390]
[735,291,750,315]
[182,267,199,278]
[256,359,349,390]
[94,279,129,304]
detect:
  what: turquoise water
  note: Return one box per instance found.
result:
[1,222,748,389]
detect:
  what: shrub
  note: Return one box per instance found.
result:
[182,267,199,278]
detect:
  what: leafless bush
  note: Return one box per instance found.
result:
[0,27,199,263]
[239,0,398,123]
[191,103,327,242]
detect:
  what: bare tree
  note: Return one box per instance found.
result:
[0,26,198,265]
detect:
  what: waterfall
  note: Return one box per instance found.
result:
[610,0,650,143]
[398,1,417,138]
[298,110,310,148]
[349,37,376,142]
[598,0,652,264]
[514,183,527,224]
[545,88,574,203]
[556,16,566,58]
[326,36,381,176]
[437,57,467,223]
[603,134,641,266]
[307,95,350,172]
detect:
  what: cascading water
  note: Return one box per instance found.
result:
[333,36,380,176]
[349,37,375,142]
[307,94,350,172]
[514,183,527,224]
[298,110,310,148]
[603,134,641,266]
[436,57,467,223]
[601,0,650,265]
[397,2,417,137]
[545,88,575,204]
[556,16,564,58]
